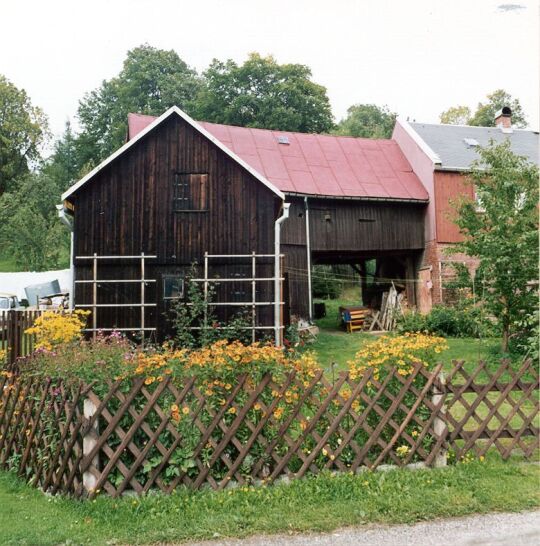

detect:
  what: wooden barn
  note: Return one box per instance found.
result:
[60,106,428,343]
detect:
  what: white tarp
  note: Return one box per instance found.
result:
[0,269,72,300]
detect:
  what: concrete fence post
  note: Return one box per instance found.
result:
[82,398,99,493]
[432,372,447,468]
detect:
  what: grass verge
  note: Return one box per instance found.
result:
[1,454,538,545]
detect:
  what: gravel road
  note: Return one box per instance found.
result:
[186,510,540,546]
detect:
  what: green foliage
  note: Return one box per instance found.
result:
[0,170,69,270]
[468,89,527,127]
[397,303,498,339]
[439,105,472,125]
[194,53,334,133]
[510,311,539,360]
[440,89,527,128]
[334,104,397,138]
[0,75,48,194]
[311,265,343,299]
[76,44,201,168]
[452,141,539,351]
[170,267,253,348]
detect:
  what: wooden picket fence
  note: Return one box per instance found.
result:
[0,310,44,366]
[0,359,537,498]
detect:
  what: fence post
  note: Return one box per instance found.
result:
[432,372,447,467]
[82,397,99,494]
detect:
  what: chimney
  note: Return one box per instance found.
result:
[494,106,513,132]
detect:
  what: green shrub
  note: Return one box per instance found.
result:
[397,302,498,338]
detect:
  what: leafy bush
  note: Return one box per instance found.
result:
[170,266,255,348]
[24,310,89,350]
[397,303,498,338]
[510,311,539,360]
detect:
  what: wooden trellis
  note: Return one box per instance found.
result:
[74,253,157,341]
[188,252,284,344]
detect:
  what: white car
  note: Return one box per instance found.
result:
[0,292,22,310]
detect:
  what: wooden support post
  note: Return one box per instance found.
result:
[251,251,256,343]
[140,253,145,345]
[92,253,97,340]
[279,254,284,346]
[203,252,209,332]
[82,398,99,494]
[432,372,447,468]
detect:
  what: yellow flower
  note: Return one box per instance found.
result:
[227,407,236,415]
[182,406,190,415]
[144,376,155,385]
[396,445,410,458]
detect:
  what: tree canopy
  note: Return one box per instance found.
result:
[452,141,539,351]
[193,53,334,133]
[440,89,527,128]
[76,44,201,169]
[0,75,48,194]
[334,104,397,139]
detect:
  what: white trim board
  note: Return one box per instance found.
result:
[61,106,285,202]
[395,117,442,166]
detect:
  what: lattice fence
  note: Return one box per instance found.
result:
[0,359,538,498]
[444,359,539,460]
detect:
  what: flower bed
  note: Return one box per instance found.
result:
[0,322,458,496]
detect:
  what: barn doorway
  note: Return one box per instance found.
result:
[310,250,422,329]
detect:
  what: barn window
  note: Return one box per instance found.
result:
[173,173,208,212]
[163,276,184,299]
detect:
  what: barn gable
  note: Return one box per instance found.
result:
[62,106,285,204]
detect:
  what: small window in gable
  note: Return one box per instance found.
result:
[173,173,208,212]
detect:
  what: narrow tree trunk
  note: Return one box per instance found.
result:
[501,327,509,353]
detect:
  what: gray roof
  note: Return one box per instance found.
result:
[410,122,539,170]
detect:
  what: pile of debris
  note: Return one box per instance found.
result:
[369,283,405,331]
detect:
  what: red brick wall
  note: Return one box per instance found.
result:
[420,240,480,308]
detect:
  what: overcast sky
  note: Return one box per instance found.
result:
[1,0,538,140]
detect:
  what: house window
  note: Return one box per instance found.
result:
[474,189,485,213]
[173,173,208,212]
[163,276,184,299]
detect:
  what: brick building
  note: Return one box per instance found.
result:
[393,108,539,311]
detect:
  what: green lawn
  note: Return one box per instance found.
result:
[0,254,21,273]
[310,298,502,372]
[0,454,538,545]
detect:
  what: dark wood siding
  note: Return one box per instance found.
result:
[70,115,280,337]
[282,197,425,252]
[281,196,426,319]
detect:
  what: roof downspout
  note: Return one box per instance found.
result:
[274,203,290,346]
[304,197,313,323]
[56,204,74,310]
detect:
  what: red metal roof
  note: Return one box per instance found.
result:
[127,113,428,201]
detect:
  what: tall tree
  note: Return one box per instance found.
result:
[0,170,70,271]
[334,104,397,138]
[194,53,334,133]
[76,44,201,168]
[452,141,538,351]
[439,105,471,126]
[47,121,80,189]
[0,75,48,194]
[440,89,527,128]
[469,89,527,127]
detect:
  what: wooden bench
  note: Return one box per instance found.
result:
[342,308,371,333]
